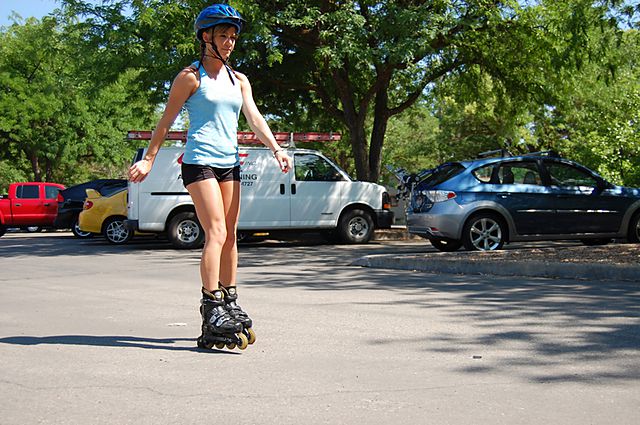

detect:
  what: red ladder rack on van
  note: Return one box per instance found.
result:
[126,130,341,145]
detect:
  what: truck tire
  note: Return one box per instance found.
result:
[167,212,204,249]
[337,209,374,244]
[23,226,42,233]
[103,216,133,245]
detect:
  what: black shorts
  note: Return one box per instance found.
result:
[181,163,241,188]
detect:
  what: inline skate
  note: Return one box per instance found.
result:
[221,285,256,345]
[197,288,248,350]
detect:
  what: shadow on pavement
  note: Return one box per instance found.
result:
[0,335,240,355]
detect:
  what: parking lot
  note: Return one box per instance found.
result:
[1,232,639,424]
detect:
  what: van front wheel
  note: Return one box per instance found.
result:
[168,212,204,249]
[337,209,374,244]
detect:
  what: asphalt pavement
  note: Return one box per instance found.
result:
[1,232,638,424]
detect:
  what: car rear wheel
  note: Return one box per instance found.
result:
[462,213,506,251]
[429,238,463,252]
[628,211,640,243]
[72,217,93,239]
[103,216,133,245]
[167,211,204,249]
[337,209,374,244]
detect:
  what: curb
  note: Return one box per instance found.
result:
[352,254,640,282]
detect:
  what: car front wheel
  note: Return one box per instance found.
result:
[103,216,133,245]
[462,213,506,251]
[429,238,463,252]
[167,211,204,249]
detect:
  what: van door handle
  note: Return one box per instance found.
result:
[280,184,285,195]
[291,184,296,195]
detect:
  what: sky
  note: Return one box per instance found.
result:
[1,0,63,27]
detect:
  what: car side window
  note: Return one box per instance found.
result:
[497,162,541,185]
[16,185,39,199]
[545,163,598,188]
[294,154,344,182]
[44,186,61,199]
[471,165,493,183]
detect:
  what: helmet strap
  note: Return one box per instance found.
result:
[203,41,236,86]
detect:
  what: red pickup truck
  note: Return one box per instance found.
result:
[0,182,66,237]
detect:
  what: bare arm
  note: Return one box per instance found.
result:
[237,72,292,173]
[129,68,199,182]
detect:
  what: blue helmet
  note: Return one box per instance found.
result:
[195,3,245,41]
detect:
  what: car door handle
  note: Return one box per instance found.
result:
[14,203,21,207]
[497,193,510,199]
[280,184,285,195]
[44,203,51,206]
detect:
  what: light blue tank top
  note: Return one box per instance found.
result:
[183,62,243,167]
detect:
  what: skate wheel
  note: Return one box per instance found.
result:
[197,337,214,349]
[237,333,249,350]
[246,327,256,345]
[215,342,225,349]
[226,343,236,350]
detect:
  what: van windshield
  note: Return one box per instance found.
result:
[295,153,351,182]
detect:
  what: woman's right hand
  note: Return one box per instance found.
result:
[128,159,153,183]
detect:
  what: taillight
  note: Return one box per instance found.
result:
[424,190,456,203]
[382,192,391,210]
[84,200,94,210]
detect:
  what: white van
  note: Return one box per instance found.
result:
[127,146,394,248]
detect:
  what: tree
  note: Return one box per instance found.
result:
[54,0,634,184]
[0,16,155,187]
[237,0,628,181]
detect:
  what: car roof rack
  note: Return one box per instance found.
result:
[476,149,512,159]
[521,150,561,158]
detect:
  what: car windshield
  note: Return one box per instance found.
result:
[419,163,465,188]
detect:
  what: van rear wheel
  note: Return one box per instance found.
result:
[337,209,374,244]
[168,212,204,249]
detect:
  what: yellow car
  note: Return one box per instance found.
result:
[78,188,132,244]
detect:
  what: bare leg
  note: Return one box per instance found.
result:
[218,179,241,286]
[186,179,226,292]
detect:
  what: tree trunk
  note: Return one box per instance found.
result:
[29,152,42,182]
[369,75,392,183]
[347,123,369,181]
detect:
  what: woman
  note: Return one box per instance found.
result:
[129,3,292,350]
